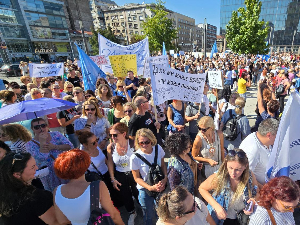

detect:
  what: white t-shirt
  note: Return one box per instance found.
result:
[221,102,236,113]
[239,133,272,185]
[130,145,165,189]
[112,141,134,172]
[232,70,237,78]
[88,147,108,175]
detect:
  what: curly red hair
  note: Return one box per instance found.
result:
[258,176,300,209]
[54,149,91,179]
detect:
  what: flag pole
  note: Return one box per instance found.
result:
[154,106,159,134]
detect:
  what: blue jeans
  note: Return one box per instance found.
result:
[239,93,247,101]
[66,133,80,148]
[252,75,257,85]
[138,188,157,225]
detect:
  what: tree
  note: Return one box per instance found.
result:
[129,34,146,45]
[225,0,269,55]
[142,0,177,53]
[90,27,120,55]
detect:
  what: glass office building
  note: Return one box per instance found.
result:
[220,0,300,51]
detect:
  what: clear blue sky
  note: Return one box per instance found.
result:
[113,0,221,33]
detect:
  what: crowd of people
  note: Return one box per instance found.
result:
[0,52,299,225]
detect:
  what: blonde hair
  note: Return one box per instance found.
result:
[73,87,83,93]
[135,128,157,150]
[198,116,215,130]
[212,149,250,204]
[82,98,103,118]
[30,88,41,99]
[64,81,74,92]
[116,80,125,90]
[26,83,36,90]
[32,77,41,87]
[2,124,32,142]
[234,97,245,115]
[123,102,136,112]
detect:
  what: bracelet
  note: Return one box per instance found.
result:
[111,177,116,183]
[85,124,91,128]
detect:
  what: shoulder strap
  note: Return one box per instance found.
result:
[134,153,152,167]
[90,161,103,176]
[154,145,158,165]
[90,180,100,211]
[267,209,277,225]
[237,114,245,120]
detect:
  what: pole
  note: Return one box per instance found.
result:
[204,18,207,59]
[154,106,159,134]
[68,34,74,60]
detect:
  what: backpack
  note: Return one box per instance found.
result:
[222,109,245,141]
[134,145,165,198]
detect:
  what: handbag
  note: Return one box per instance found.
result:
[85,161,104,182]
[236,183,251,225]
[88,180,115,225]
[276,84,285,96]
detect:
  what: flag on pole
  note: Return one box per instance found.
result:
[266,91,300,182]
[162,42,166,55]
[76,44,106,92]
[210,41,218,59]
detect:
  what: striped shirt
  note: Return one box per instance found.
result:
[10,139,27,153]
[249,205,295,225]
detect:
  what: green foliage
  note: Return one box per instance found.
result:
[226,0,269,55]
[142,0,177,53]
[90,27,120,55]
[130,34,147,44]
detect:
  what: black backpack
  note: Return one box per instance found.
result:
[222,109,245,141]
[135,145,165,198]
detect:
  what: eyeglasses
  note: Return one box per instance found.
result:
[32,92,41,95]
[124,109,133,114]
[53,87,60,89]
[227,150,246,159]
[85,108,96,111]
[73,92,80,95]
[85,95,92,98]
[278,200,297,211]
[183,196,196,215]
[33,123,47,130]
[67,86,73,89]
[109,133,119,138]
[12,153,24,166]
[139,140,151,146]
[197,126,210,132]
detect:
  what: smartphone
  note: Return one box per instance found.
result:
[244,201,253,211]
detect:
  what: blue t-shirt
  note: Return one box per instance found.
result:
[125,77,139,98]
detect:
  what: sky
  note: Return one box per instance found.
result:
[113,0,221,33]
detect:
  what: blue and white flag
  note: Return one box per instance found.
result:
[76,44,106,92]
[266,91,300,182]
[98,34,150,76]
[162,42,166,55]
[210,41,218,59]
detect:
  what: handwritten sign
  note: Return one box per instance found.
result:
[29,63,64,77]
[109,54,137,78]
[208,71,223,89]
[170,50,175,55]
[150,64,206,105]
[144,55,169,78]
[89,55,108,66]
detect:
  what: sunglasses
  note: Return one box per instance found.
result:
[73,92,80,95]
[12,153,24,166]
[183,196,196,215]
[67,86,73,89]
[32,92,40,95]
[197,126,210,132]
[85,95,92,98]
[109,133,119,138]
[118,86,123,88]
[139,140,151,146]
[278,200,297,212]
[53,87,60,89]
[227,150,246,159]
[33,123,47,130]
[124,109,133,114]
[85,108,96,111]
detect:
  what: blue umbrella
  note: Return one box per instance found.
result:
[0,98,77,125]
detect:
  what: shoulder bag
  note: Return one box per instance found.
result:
[267,209,277,225]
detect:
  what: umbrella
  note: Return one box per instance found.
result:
[0,98,77,125]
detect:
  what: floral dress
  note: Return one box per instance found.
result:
[26,131,73,192]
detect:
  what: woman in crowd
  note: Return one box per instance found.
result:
[220,93,239,117]
[97,83,113,108]
[0,152,60,225]
[114,80,131,102]
[108,96,127,125]
[167,100,186,134]
[24,83,37,100]
[237,71,251,101]
[2,124,32,153]
[26,118,73,191]
[30,88,42,100]
[74,98,110,150]
[0,90,17,107]
[275,69,291,113]
[120,102,136,126]
[20,75,31,91]
[107,123,139,224]
[53,149,124,225]
[166,133,198,195]
[220,97,250,150]
[192,116,225,178]
[52,83,67,99]
[199,149,258,225]
[0,140,11,160]
[156,186,215,225]
[249,176,299,225]
[63,81,74,96]
[32,77,42,88]
[72,87,85,109]
[84,89,96,101]
[130,128,167,225]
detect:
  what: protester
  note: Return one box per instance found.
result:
[107,123,139,225]
[120,102,136,126]
[220,93,239,117]
[239,118,279,188]
[10,82,24,102]
[107,96,127,125]
[32,77,42,88]
[237,71,251,100]
[275,69,291,113]
[0,140,11,160]
[249,176,299,225]
[0,90,17,107]
[97,83,113,108]
[167,100,186,134]
[125,70,139,98]
[107,74,117,92]
[30,88,42,100]
[199,149,258,225]
[72,87,85,110]
[52,83,67,99]
[24,83,37,100]
[63,81,74,96]
[130,128,167,225]
[53,149,125,225]
[185,102,204,142]
[114,80,131,101]
[67,68,81,87]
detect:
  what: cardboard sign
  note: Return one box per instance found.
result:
[89,55,108,66]
[144,55,169,78]
[109,54,137,78]
[208,71,223,89]
[29,63,64,77]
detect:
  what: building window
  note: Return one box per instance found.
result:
[134,24,138,29]
[132,15,136,20]
[139,16,144,21]
[120,15,124,19]
[128,17,132,21]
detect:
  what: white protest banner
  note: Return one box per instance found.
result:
[192,52,199,58]
[29,63,64,77]
[144,55,169,78]
[179,51,184,56]
[150,64,206,105]
[208,71,223,89]
[174,54,178,59]
[98,34,150,75]
[170,50,175,55]
[89,55,108,66]
[266,92,300,181]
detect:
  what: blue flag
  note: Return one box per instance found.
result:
[162,42,166,55]
[210,41,218,59]
[76,44,106,92]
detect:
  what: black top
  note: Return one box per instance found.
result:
[67,76,81,87]
[113,115,122,124]
[57,108,78,134]
[128,112,157,137]
[0,188,53,225]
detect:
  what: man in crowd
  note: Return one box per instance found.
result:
[67,68,81,87]
[107,75,117,93]
[125,70,139,98]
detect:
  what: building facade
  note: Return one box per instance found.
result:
[197,23,217,52]
[220,0,300,52]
